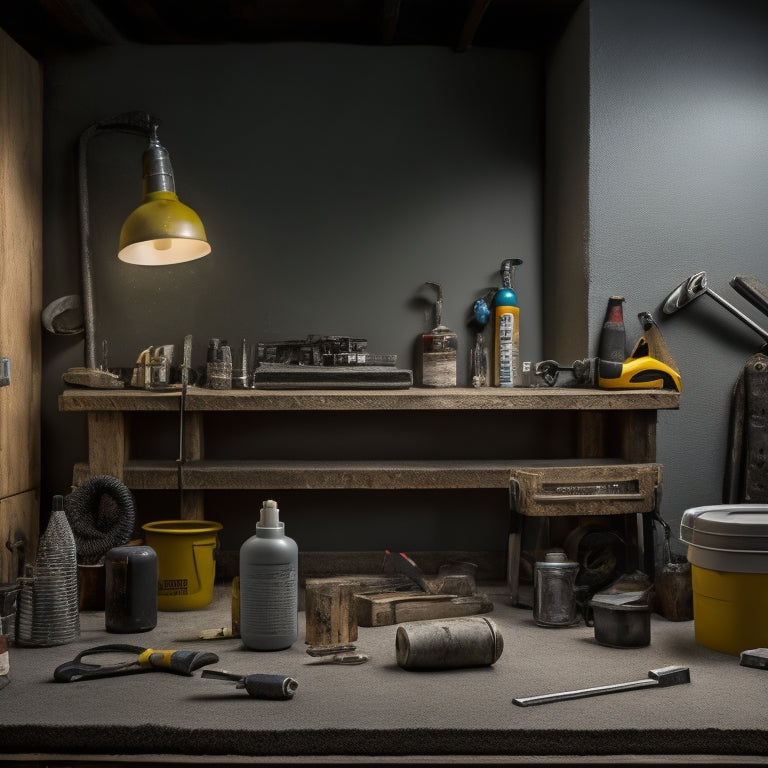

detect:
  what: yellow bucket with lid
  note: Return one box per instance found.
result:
[142,520,222,611]
[681,504,768,655]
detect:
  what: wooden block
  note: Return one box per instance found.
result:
[304,572,478,644]
[304,575,413,646]
[62,367,124,389]
[305,581,358,646]
[356,592,493,627]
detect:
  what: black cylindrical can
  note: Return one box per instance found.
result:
[105,546,158,633]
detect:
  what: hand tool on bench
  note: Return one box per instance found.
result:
[536,302,681,391]
[306,643,358,656]
[385,550,431,592]
[202,669,299,699]
[307,652,369,665]
[632,311,679,370]
[53,644,218,682]
[535,353,680,390]
[512,665,690,707]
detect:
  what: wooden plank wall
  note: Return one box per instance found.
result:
[0,28,43,581]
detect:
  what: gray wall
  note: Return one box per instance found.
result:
[41,44,544,552]
[584,0,768,556]
[39,0,768,561]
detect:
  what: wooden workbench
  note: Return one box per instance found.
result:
[59,386,679,582]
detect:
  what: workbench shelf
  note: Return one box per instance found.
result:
[60,386,679,581]
[60,385,679,414]
[60,385,678,499]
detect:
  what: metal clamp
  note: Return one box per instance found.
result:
[0,358,9,387]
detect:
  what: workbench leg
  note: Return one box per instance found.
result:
[642,513,656,578]
[576,412,605,458]
[616,411,657,463]
[179,491,205,521]
[179,412,205,520]
[87,412,127,479]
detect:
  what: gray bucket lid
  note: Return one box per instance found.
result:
[680,504,768,573]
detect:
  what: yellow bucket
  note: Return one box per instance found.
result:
[681,504,768,655]
[142,520,222,611]
[690,565,768,655]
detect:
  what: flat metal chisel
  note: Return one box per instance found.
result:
[513,665,690,707]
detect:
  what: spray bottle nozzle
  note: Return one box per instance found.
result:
[258,499,281,529]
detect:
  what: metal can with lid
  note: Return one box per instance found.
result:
[533,549,579,627]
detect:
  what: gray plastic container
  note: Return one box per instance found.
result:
[680,504,768,573]
[239,500,298,651]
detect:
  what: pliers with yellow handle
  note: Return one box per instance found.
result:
[53,644,219,682]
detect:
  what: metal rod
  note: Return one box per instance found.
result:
[513,678,656,707]
[77,112,159,369]
[513,666,690,707]
[704,285,768,342]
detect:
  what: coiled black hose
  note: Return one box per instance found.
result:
[64,475,136,564]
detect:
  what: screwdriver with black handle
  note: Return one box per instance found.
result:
[202,669,299,699]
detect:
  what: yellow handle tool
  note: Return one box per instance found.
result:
[54,644,219,682]
[598,356,681,391]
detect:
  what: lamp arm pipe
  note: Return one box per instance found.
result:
[77,112,161,369]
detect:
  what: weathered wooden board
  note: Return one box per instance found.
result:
[304,572,477,644]
[356,592,493,626]
[0,490,39,582]
[305,575,414,645]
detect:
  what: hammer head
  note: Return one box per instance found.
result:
[649,666,690,686]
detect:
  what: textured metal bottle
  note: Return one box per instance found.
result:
[239,501,298,651]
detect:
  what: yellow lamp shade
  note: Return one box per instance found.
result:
[118,190,210,265]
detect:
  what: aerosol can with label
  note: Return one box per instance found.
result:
[493,258,523,387]
[239,499,298,650]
